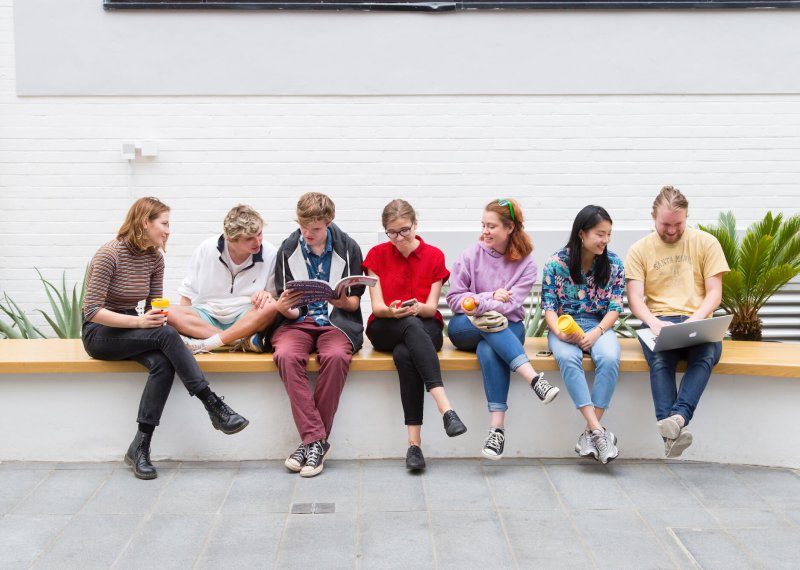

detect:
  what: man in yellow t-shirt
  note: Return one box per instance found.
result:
[626,186,730,458]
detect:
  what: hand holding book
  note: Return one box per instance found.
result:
[285,275,377,309]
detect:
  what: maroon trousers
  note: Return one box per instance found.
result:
[271,319,353,444]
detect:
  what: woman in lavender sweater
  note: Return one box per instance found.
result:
[447,199,559,460]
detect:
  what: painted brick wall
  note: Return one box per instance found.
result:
[1,1,799,332]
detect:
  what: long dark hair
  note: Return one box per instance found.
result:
[566,205,613,286]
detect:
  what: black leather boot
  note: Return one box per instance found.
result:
[124,430,157,480]
[202,392,249,435]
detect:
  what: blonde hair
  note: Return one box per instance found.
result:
[296,192,335,225]
[482,198,533,262]
[117,197,170,253]
[652,185,689,215]
[381,199,417,228]
[223,204,263,241]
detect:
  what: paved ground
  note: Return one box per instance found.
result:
[1,457,799,569]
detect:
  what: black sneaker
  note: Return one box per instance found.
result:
[531,373,559,404]
[482,428,505,460]
[201,392,249,434]
[443,410,467,437]
[300,440,331,478]
[406,445,426,470]
[285,442,307,473]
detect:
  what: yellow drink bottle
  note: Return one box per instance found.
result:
[557,314,584,336]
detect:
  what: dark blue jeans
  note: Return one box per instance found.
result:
[638,315,722,426]
[83,322,209,427]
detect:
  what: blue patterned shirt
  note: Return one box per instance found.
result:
[300,228,333,326]
[542,247,625,316]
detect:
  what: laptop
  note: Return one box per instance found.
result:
[637,314,733,352]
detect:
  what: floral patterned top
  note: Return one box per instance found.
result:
[541,247,625,316]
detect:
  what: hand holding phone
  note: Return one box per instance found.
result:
[400,298,417,307]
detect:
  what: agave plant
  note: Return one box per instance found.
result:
[0,268,87,340]
[698,211,800,341]
[0,293,46,339]
[34,267,88,339]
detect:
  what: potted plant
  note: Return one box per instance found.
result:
[698,211,800,341]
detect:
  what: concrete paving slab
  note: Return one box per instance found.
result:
[358,510,434,569]
[0,515,71,570]
[667,463,769,509]
[275,512,356,569]
[483,464,562,510]
[221,468,296,515]
[152,468,236,514]
[291,460,361,514]
[12,469,111,516]
[0,468,50,515]
[501,509,594,568]
[195,513,287,569]
[732,464,800,509]
[359,459,426,513]
[429,509,514,568]
[544,463,633,511]
[728,527,800,568]
[83,467,177,515]
[638,507,724,569]
[570,508,672,569]
[32,514,142,569]
[423,460,495,512]
[671,528,757,570]
[114,514,214,570]
[611,462,702,509]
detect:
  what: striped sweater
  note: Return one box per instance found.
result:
[82,239,165,323]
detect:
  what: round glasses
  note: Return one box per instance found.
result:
[385,227,413,239]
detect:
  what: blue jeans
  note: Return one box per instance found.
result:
[638,315,722,426]
[547,314,620,410]
[447,314,529,412]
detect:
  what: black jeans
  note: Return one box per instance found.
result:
[367,316,444,426]
[82,322,209,427]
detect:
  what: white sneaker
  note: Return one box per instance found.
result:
[657,415,683,440]
[665,429,693,458]
[575,430,598,460]
[531,373,559,404]
[590,429,619,464]
[181,335,209,354]
[482,428,505,460]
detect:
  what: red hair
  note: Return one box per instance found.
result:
[481,198,533,262]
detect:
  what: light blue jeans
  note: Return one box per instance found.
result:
[447,314,529,412]
[547,314,620,410]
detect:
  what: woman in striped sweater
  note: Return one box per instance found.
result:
[82,197,249,480]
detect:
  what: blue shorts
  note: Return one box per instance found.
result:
[193,307,249,330]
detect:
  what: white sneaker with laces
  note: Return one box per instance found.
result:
[181,335,209,354]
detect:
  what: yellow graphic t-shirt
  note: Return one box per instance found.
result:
[625,227,730,317]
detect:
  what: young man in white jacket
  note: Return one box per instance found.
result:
[168,204,279,353]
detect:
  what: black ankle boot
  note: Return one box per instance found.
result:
[201,392,249,435]
[124,430,157,480]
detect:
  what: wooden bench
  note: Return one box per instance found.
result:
[0,338,797,378]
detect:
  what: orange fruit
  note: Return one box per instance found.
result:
[462,297,478,311]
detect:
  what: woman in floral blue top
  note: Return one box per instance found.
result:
[542,205,625,464]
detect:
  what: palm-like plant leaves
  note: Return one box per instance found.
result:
[0,293,46,339]
[698,211,800,340]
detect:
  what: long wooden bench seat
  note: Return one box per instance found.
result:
[0,338,797,378]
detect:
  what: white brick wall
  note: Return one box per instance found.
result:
[1,1,799,332]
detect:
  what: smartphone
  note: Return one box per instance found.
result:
[400,299,417,307]
[535,350,553,357]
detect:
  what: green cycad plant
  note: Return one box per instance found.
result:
[698,211,800,341]
[34,267,88,339]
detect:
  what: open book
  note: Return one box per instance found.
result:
[286,275,377,308]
